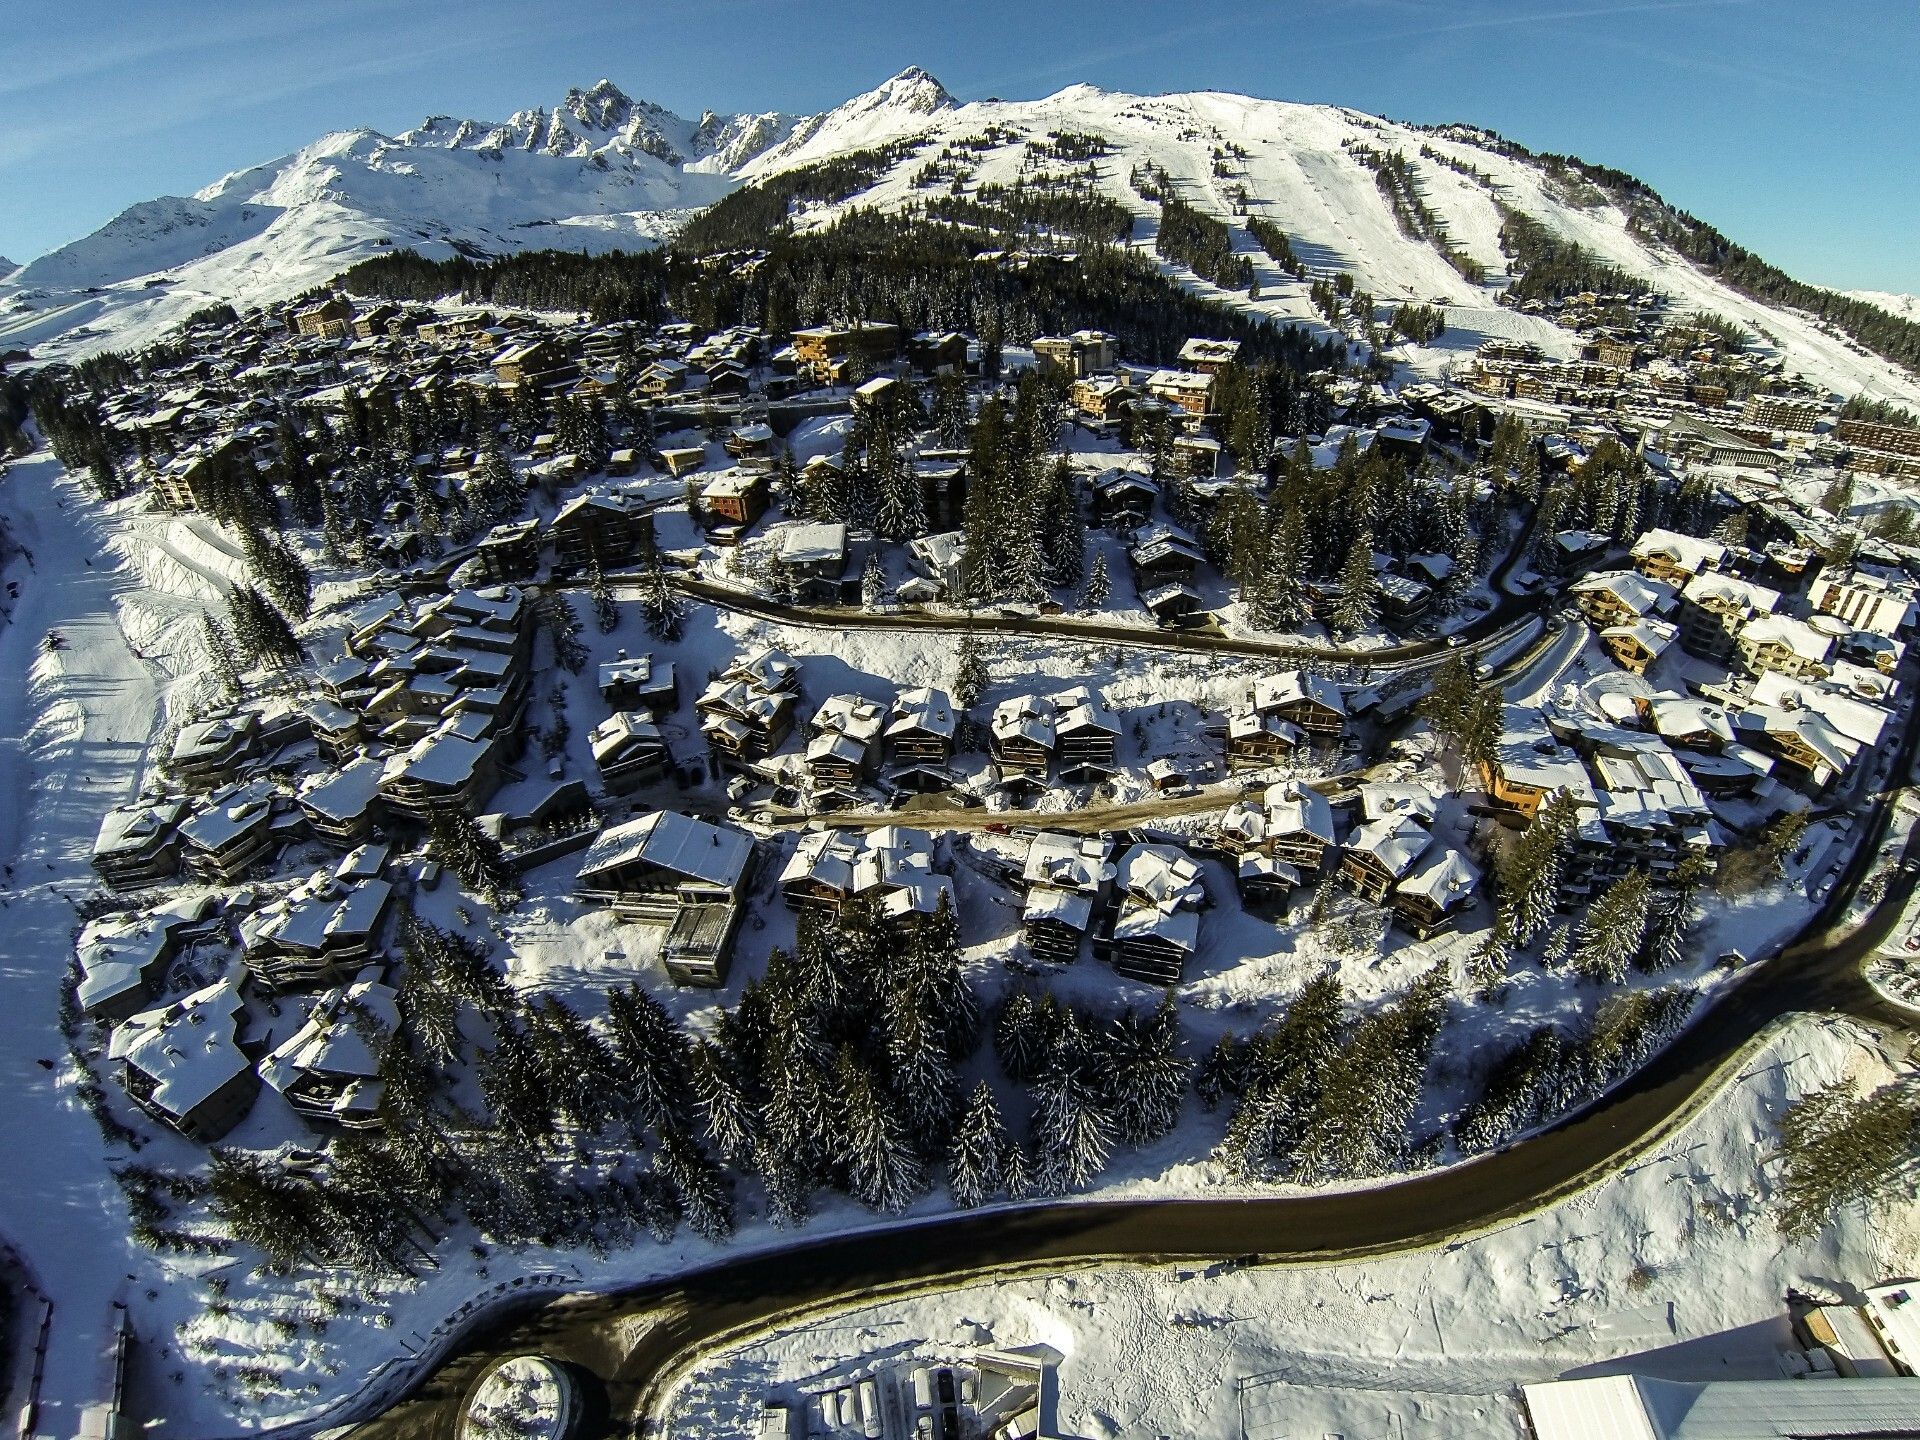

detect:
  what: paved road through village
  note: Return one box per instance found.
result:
[345,660,1920,1439]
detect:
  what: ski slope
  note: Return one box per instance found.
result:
[2,69,1916,408]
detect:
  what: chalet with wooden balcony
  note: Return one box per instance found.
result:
[258,974,400,1130]
[108,975,259,1144]
[93,799,191,890]
[590,712,672,795]
[1020,832,1117,965]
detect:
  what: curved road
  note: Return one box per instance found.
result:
[589,509,1553,672]
[350,666,1920,1438]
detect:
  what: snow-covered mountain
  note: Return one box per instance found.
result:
[3,67,1916,406]
[0,76,815,360]
[1852,290,1919,322]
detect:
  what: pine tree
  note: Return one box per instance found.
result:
[861,553,885,609]
[201,614,243,698]
[1251,504,1310,631]
[639,556,684,642]
[537,590,589,672]
[947,1081,1010,1209]
[911,890,978,1060]
[1500,790,1577,947]
[835,1048,925,1212]
[603,983,695,1134]
[1773,1079,1920,1240]
[589,561,619,634]
[1637,891,1690,973]
[1220,972,1344,1180]
[225,584,302,668]
[1467,910,1513,992]
[653,1124,735,1243]
[1572,869,1651,985]
[1296,966,1448,1181]
[1329,531,1379,635]
[690,1039,759,1169]
[951,631,989,710]
[1029,1066,1114,1194]
[885,981,960,1144]
[471,438,522,525]
[1097,995,1190,1147]
[428,810,523,908]
[1084,552,1111,610]
[992,991,1055,1083]
[1194,1032,1245,1111]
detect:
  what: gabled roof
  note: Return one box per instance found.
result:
[577,810,753,889]
[108,974,251,1121]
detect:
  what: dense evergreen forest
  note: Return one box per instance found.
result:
[674,135,930,251]
[340,211,1343,372]
[1431,121,1920,373]
[1496,205,1638,305]
[1153,194,1255,291]
[922,180,1136,247]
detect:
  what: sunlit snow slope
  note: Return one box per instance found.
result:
[4,67,1916,408]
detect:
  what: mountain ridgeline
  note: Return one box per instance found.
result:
[6,68,1919,397]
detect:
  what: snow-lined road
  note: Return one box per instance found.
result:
[646,570,1548,670]
[0,457,169,1439]
[348,675,1920,1439]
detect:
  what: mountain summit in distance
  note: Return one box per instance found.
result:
[1,64,1916,406]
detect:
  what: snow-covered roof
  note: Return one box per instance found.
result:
[1023,832,1115,893]
[1522,1374,1920,1440]
[1252,669,1347,714]
[590,711,666,763]
[107,974,251,1122]
[1264,780,1337,844]
[888,686,956,739]
[179,784,277,852]
[1024,885,1094,932]
[1346,815,1431,878]
[993,694,1057,749]
[1115,842,1205,911]
[1177,337,1240,366]
[240,874,393,957]
[1749,672,1886,752]
[296,756,386,821]
[259,975,399,1096]
[94,799,189,859]
[1629,527,1726,576]
[381,728,491,789]
[1738,613,1833,664]
[778,521,848,567]
[577,810,753,889]
[1112,898,1199,952]
[1571,570,1677,618]
[1396,845,1479,906]
[1356,782,1437,826]
[1680,570,1780,615]
[1601,619,1678,658]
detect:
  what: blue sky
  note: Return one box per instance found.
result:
[3,0,1916,293]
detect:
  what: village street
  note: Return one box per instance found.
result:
[348,664,1920,1438]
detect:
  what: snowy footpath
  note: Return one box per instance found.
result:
[663,1014,1917,1440]
[0,455,168,1437]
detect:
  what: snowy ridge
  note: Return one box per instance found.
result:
[1852,289,1920,322]
[3,67,1917,408]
